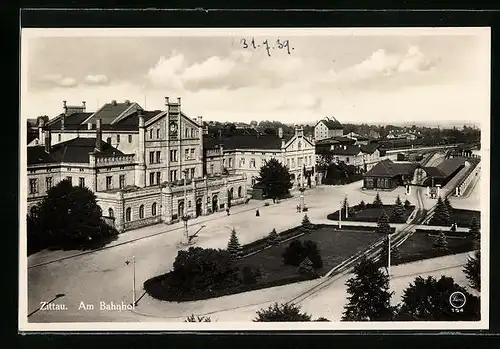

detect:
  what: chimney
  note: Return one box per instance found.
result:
[138,109,145,128]
[125,99,130,105]
[38,117,45,143]
[165,96,169,106]
[95,118,102,151]
[198,116,203,126]
[278,127,283,139]
[111,100,117,106]
[82,101,86,110]
[63,100,67,115]
[87,122,92,130]
[177,97,181,105]
[44,130,51,153]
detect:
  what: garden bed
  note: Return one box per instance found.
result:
[393,229,475,266]
[144,224,389,302]
[327,204,415,224]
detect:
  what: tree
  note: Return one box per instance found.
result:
[267,228,280,246]
[397,276,480,321]
[282,239,323,269]
[444,197,453,215]
[430,196,451,226]
[390,195,406,223]
[433,231,449,251]
[463,250,480,291]
[301,214,314,231]
[227,228,243,260]
[404,199,411,210]
[379,235,400,270]
[185,314,212,322]
[373,193,383,208]
[342,257,396,321]
[342,197,349,217]
[28,179,118,250]
[241,265,258,285]
[171,247,241,295]
[375,211,391,235]
[359,200,366,210]
[256,158,293,199]
[298,257,318,278]
[469,216,480,249]
[254,302,312,322]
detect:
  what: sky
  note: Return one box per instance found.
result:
[21,28,490,126]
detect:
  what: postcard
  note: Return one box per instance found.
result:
[19,27,490,332]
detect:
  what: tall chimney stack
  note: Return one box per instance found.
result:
[138,109,145,128]
[95,119,102,151]
[177,97,181,105]
[44,130,51,153]
[63,100,67,115]
[82,101,86,110]
[198,116,203,126]
[278,127,283,139]
[165,96,169,106]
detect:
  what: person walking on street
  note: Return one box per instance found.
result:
[256,209,260,217]
[226,207,230,216]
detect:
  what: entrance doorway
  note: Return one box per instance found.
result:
[178,200,185,218]
[196,198,203,217]
[212,195,218,212]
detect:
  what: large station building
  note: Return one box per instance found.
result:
[27,98,248,232]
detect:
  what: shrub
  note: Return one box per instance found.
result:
[404,199,411,210]
[433,231,449,251]
[185,314,212,322]
[242,266,257,285]
[301,214,314,230]
[282,239,323,269]
[373,193,383,208]
[254,302,312,322]
[359,200,366,210]
[315,317,330,322]
[267,228,280,246]
[298,257,318,278]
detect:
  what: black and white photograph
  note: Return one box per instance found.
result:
[19,27,490,331]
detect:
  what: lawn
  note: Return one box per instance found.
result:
[327,204,415,224]
[394,229,475,266]
[239,224,387,284]
[429,208,480,228]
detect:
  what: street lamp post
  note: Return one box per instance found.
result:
[183,170,189,244]
[339,199,342,229]
[387,234,391,279]
[345,196,348,219]
[125,256,136,306]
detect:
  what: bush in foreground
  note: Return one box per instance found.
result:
[185,314,212,322]
[282,239,323,269]
[254,302,312,322]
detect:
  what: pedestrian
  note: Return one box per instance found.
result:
[256,209,260,217]
[273,197,276,204]
[226,207,230,216]
[296,204,299,213]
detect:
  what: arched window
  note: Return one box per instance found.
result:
[152,202,157,216]
[298,141,302,150]
[238,186,242,198]
[126,207,132,222]
[108,208,114,218]
[139,205,145,219]
[30,206,38,218]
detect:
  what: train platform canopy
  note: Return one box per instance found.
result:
[421,157,468,179]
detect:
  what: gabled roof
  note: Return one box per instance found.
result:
[203,134,293,151]
[316,117,343,130]
[82,101,139,125]
[27,137,125,165]
[114,110,163,130]
[422,157,466,178]
[360,142,379,154]
[364,159,419,177]
[47,112,93,131]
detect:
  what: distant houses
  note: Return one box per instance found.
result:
[314,117,343,141]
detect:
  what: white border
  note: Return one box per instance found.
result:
[19,27,491,332]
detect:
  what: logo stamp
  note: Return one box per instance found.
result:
[449,291,467,312]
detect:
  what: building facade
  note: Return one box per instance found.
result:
[314,117,343,141]
[27,98,247,233]
[204,126,316,189]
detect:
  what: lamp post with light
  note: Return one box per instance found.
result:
[125,256,136,306]
[182,169,189,244]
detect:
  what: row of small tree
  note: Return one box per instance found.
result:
[429,196,454,226]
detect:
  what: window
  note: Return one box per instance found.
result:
[191,129,195,138]
[149,151,155,164]
[156,129,160,139]
[149,172,155,186]
[79,177,85,188]
[119,174,125,189]
[238,186,242,198]
[139,205,145,219]
[156,172,161,184]
[156,151,161,163]
[108,208,114,218]
[29,178,38,194]
[292,159,296,168]
[152,202,157,216]
[346,157,350,164]
[228,158,233,168]
[79,168,84,172]
[128,135,132,143]
[125,207,131,222]
[116,135,120,143]
[185,149,189,160]
[298,157,303,167]
[210,164,214,174]
[185,128,189,138]
[66,176,72,184]
[106,176,112,190]
[149,129,153,139]
[190,148,195,158]
[240,158,245,167]
[170,150,178,162]
[250,158,255,168]
[46,177,52,190]
[170,170,177,182]
[287,159,290,168]
[223,158,226,166]
[30,206,38,218]
[58,134,61,142]
[190,168,195,178]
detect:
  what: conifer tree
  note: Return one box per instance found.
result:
[404,199,411,210]
[390,195,406,223]
[469,216,480,250]
[227,228,243,260]
[376,211,391,235]
[430,196,451,226]
[433,230,449,251]
[342,257,396,321]
[359,200,366,210]
[463,250,480,291]
[373,193,383,208]
[301,214,314,230]
[267,228,280,246]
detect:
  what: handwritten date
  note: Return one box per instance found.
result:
[240,38,294,57]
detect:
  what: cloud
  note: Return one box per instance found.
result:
[328,45,438,85]
[83,74,109,85]
[40,74,77,88]
[181,56,237,91]
[146,52,185,90]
